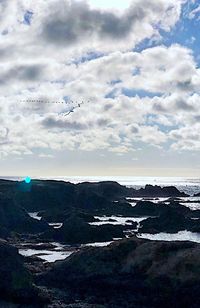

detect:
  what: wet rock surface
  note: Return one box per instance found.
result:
[139,208,200,233]
[0,194,50,238]
[37,237,200,308]
[0,239,49,306]
[40,215,125,244]
[0,179,199,307]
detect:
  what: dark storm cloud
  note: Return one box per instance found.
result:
[41,0,159,46]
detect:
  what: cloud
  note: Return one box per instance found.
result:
[42,116,89,130]
[188,4,200,19]
[0,0,199,161]
[0,64,44,85]
[38,153,54,158]
[170,124,200,151]
[174,99,196,112]
[0,0,184,64]
[1,43,200,156]
[39,0,183,52]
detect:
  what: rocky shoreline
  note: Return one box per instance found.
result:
[0,179,200,307]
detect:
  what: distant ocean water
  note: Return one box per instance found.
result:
[1,176,200,196]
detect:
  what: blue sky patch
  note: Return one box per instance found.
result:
[23,10,33,25]
[133,1,200,67]
[122,88,162,98]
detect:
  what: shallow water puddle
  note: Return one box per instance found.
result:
[90,215,150,226]
[137,230,200,243]
[49,223,63,229]
[82,241,113,247]
[19,248,73,262]
[28,212,42,220]
[18,242,75,262]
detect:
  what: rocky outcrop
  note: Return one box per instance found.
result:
[41,215,125,244]
[131,199,197,219]
[39,200,139,223]
[37,237,200,307]
[134,184,188,197]
[188,209,200,219]
[15,180,76,212]
[139,207,199,234]
[0,179,189,213]
[131,200,167,216]
[76,181,134,199]
[168,201,191,215]
[0,195,50,238]
[76,182,189,198]
[39,208,100,223]
[0,239,48,305]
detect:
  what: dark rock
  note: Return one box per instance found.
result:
[37,237,200,307]
[168,201,191,215]
[189,210,200,219]
[189,220,200,232]
[0,239,48,305]
[139,207,198,234]
[40,215,125,244]
[107,218,117,222]
[39,208,100,223]
[0,195,50,238]
[18,243,57,250]
[15,180,76,212]
[131,200,166,216]
[126,198,140,203]
[76,181,132,199]
[77,212,100,222]
[125,220,135,224]
[0,180,190,224]
[135,185,188,197]
[165,197,182,202]
[131,200,194,219]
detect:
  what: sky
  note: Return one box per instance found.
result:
[0,0,200,177]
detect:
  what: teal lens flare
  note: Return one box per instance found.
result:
[24,176,31,184]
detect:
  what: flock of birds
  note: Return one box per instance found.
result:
[20,99,88,116]
[63,101,85,116]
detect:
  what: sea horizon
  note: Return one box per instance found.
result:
[1,175,200,195]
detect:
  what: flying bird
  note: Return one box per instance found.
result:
[78,101,84,107]
[63,109,75,116]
